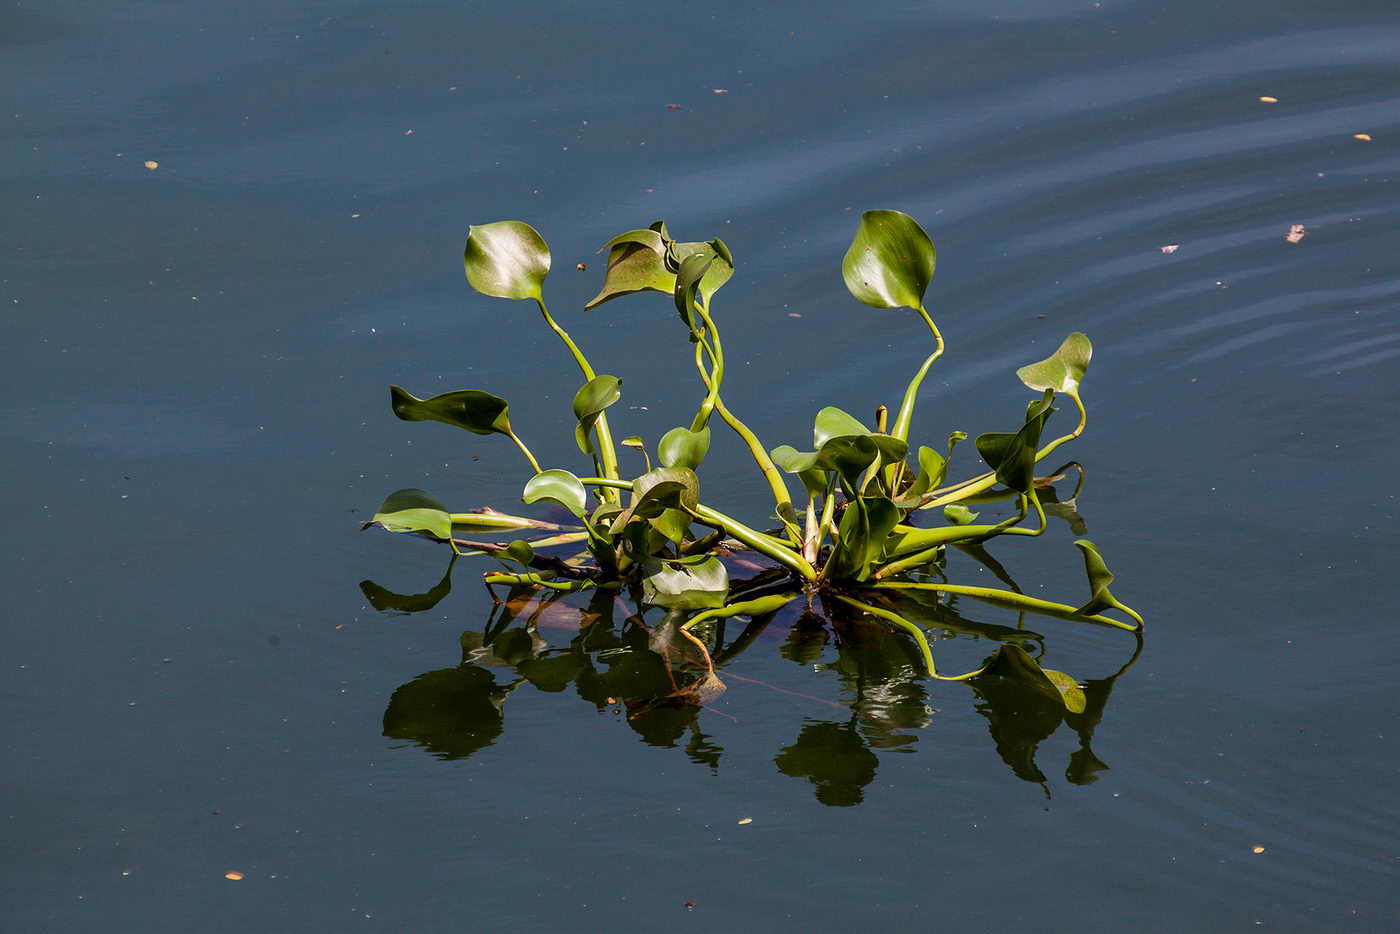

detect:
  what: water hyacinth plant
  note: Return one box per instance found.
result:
[364,210,1143,713]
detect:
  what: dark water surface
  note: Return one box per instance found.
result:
[4,1,1398,931]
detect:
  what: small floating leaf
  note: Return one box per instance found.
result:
[841,210,936,310]
[390,386,512,436]
[1016,332,1093,396]
[464,221,550,301]
[362,488,454,543]
[522,469,589,518]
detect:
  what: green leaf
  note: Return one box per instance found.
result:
[658,426,711,470]
[673,252,713,333]
[621,436,646,451]
[975,390,1055,494]
[464,220,550,301]
[1072,540,1120,617]
[841,209,936,310]
[979,643,1086,714]
[503,540,535,567]
[673,239,734,303]
[641,555,729,609]
[1017,332,1093,396]
[585,231,675,310]
[893,446,947,507]
[361,488,454,543]
[522,469,589,518]
[572,375,623,454]
[813,406,870,447]
[773,436,881,490]
[609,467,700,543]
[390,386,512,436]
[834,495,903,580]
[943,504,979,525]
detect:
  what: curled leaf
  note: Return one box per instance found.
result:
[391,386,512,436]
[522,469,589,518]
[572,375,622,454]
[1016,333,1093,396]
[658,425,711,470]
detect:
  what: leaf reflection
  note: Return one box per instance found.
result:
[376,571,1141,803]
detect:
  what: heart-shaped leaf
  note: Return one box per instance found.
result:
[464,221,550,301]
[658,425,711,470]
[978,643,1086,714]
[361,488,454,543]
[390,386,512,436]
[572,375,622,454]
[522,469,589,518]
[772,435,882,490]
[1017,332,1093,396]
[842,209,936,310]
[641,555,729,609]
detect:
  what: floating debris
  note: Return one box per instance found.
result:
[1285,224,1306,244]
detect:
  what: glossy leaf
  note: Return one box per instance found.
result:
[463,221,550,301]
[813,406,870,448]
[522,469,588,518]
[1017,332,1093,395]
[658,426,711,470]
[572,375,622,454]
[641,555,729,609]
[841,209,936,310]
[361,488,454,543]
[978,644,1086,714]
[390,386,512,436]
[773,435,880,490]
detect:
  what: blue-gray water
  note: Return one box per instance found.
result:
[4,1,1398,931]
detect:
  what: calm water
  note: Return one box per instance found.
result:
[4,1,1398,931]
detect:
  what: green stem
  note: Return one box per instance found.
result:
[870,582,1141,632]
[890,305,945,443]
[483,572,598,593]
[682,593,799,631]
[691,504,814,578]
[919,391,1087,511]
[507,430,543,474]
[534,296,620,495]
[691,301,799,539]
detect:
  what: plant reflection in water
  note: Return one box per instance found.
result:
[369,524,1141,806]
